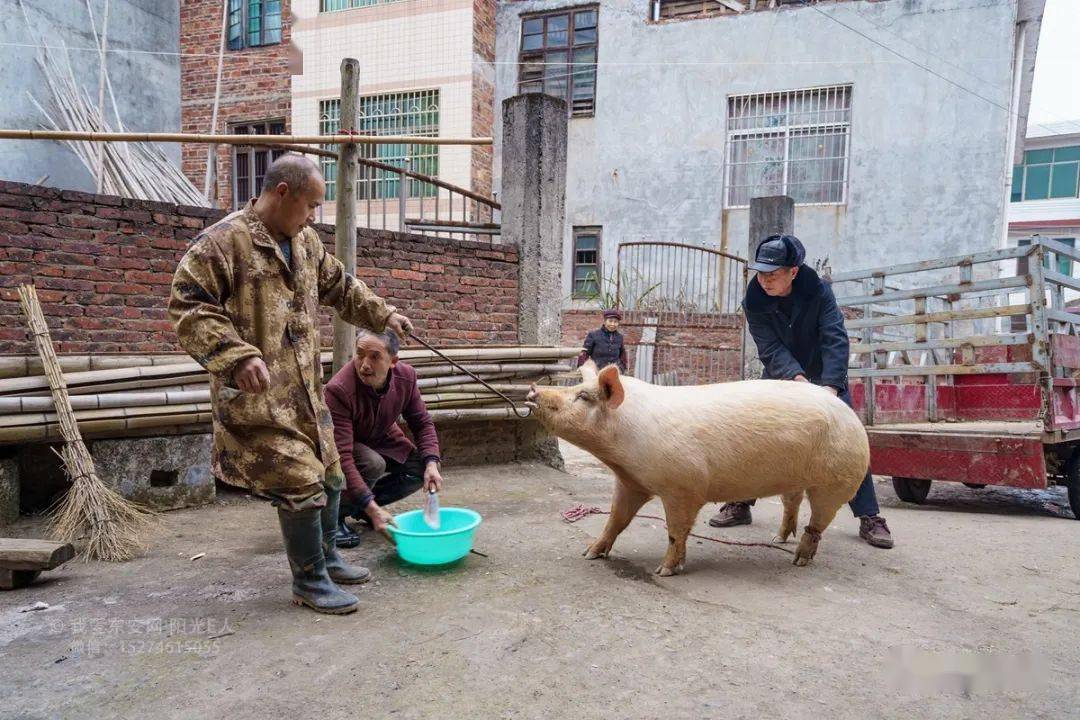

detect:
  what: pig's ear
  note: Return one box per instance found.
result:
[580,360,599,383]
[597,365,625,410]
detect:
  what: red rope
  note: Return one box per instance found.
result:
[560,504,796,555]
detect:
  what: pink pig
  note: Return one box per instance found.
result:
[526,362,869,575]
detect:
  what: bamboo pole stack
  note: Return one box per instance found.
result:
[0,346,581,445]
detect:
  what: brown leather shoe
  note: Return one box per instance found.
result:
[708,502,753,528]
[859,515,894,549]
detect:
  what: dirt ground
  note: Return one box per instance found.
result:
[1,441,1077,720]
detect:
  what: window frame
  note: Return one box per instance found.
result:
[320,0,403,10]
[230,119,287,210]
[517,6,599,118]
[571,226,603,299]
[228,0,282,51]
[1011,145,1080,202]
[724,85,852,209]
[318,90,441,202]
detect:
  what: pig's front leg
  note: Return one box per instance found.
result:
[655,498,703,577]
[584,478,652,560]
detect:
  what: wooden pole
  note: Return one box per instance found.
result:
[202,0,229,202]
[94,0,110,194]
[333,58,361,375]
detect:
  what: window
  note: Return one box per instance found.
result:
[321,0,401,9]
[518,7,598,117]
[319,91,439,202]
[231,120,286,209]
[1011,146,1080,202]
[725,85,851,207]
[572,227,601,297]
[228,0,282,50]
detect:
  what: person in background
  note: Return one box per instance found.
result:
[324,329,444,550]
[578,309,628,372]
[708,234,894,550]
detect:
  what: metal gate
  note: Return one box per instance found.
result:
[615,242,747,385]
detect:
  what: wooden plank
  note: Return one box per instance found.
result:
[850,333,1030,355]
[830,245,1030,283]
[1043,269,1080,294]
[1039,238,1080,263]
[1046,308,1080,326]
[1052,333,1080,369]
[849,362,1037,378]
[837,275,1027,307]
[846,304,1030,330]
[0,539,75,571]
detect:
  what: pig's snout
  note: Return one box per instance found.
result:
[525,384,539,409]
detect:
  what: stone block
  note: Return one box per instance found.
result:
[89,434,215,511]
[0,458,18,526]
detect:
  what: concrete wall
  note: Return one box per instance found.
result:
[0,0,181,191]
[493,0,1034,299]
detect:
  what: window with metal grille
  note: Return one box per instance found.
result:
[725,85,851,207]
[518,7,598,118]
[321,0,403,10]
[1011,146,1080,202]
[228,0,282,50]
[231,120,287,209]
[572,227,602,297]
[318,91,439,202]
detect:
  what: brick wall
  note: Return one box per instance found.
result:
[0,181,518,354]
[562,309,743,384]
[180,0,293,211]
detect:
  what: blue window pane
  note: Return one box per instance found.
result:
[1024,165,1050,200]
[1011,166,1023,202]
[1054,146,1080,162]
[1050,162,1079,199]
[1025,149,1053,164]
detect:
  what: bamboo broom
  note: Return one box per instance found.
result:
[17,284,155,562]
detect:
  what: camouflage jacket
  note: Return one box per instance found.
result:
[169,202,396,494]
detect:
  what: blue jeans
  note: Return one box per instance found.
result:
[742,385,880,518]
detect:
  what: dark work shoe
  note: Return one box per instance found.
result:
[333,519,362,550]
[859,515,894,549]
[708,502,753,528]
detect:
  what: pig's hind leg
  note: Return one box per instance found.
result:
[584,479,652,560]
[793,486,845,567]
[655,497,703,577]
[773,490,804,544]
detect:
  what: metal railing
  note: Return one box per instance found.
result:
[613,241,748,386]
[830,239,1080,427]
[265,142,501,243]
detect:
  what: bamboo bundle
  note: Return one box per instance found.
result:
[17,284,154,562]
[0,344,578,444]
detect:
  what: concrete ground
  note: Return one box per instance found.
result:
[1,441,1077,720]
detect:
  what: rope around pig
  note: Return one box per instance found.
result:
[560,504,796,555]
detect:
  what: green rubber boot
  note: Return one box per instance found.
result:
[277,507,358,614]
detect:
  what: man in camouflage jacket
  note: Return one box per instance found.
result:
[169,154,411,615]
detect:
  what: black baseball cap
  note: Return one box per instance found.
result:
[749,234,806,272]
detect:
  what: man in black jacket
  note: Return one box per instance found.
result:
[577,309,628,372]
[708,235,893,549]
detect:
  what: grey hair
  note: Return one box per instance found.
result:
[356,328,400,356]
[262,153,321,195]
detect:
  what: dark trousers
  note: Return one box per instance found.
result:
[740,386,880,518]
[343,445,425,518]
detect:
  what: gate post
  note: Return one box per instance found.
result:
[501,94,568,345]
[744,196,795,378]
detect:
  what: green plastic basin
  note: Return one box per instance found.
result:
[387,507,482,566]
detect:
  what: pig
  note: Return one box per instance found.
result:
[525,361,869,574]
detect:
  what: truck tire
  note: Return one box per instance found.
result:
[892,477,931,504]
